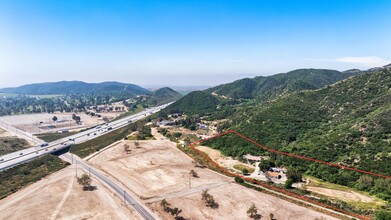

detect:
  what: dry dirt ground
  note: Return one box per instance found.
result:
[196,145,252,173]
[0,127,19,138]
[0,111,123,134]
[307,186,377,204]
[88,128,337,220]
[0,166,141,220]
[198,139,379,208]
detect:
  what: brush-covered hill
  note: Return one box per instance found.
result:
[220,69,391,168]
[163,91,220,115]
[0,81,150,96]
[206,68,363,100]
[147,87,182,105]
[205,68,391,202]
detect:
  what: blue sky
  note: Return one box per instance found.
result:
[0,0,390,88]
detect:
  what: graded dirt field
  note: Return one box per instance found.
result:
[0,111,123,134]
[196,145,251,172]
[306,186,383,207]
[88,128,338,220]
[0,166,141,220]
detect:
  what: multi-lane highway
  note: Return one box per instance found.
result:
[0,103,172,220]
[0,102,171,171]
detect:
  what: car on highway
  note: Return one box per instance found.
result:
[95,126,102,129]
[107,127,112,131]
[40,142,49,147]
[0,158,4,162]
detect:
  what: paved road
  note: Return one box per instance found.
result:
[0,103,172,171]
[60,153,156,220]
[0,119,44,145]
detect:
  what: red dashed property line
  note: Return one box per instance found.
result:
[188,130,385,220]
[227,130,391,179]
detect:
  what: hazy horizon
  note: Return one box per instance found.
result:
[1,0,390,88]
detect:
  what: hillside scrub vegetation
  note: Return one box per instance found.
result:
[204,69,391,204]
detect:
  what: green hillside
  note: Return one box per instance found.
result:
[163,91,220,115]
[205,69,391,202]
[148,87,182,105]
[206,68,363,100]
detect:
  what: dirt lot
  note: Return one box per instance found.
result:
[0,111,123,134]
[0,166,141,220]
[89,130,228,199]
[88,128,337,220]
[196,145,252,173]
[308,186,376,203]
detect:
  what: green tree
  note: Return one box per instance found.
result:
[124,144,130,153]
[189,124,196,131]
[170,207,182,217]
[234,176,244,183]
[201,190,218,208]
[52,116,58,122]
[284,179,293,189]
[247,203,258,218]
[242,168,249,175]
[259,159,271,172]
[77,173,92,190]
[375,210,391,220]
[286,168,302,183]
[356,175,374,191]
[190,169,199,178]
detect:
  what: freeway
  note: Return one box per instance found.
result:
[60,153,156,220]
[0,102,172,171]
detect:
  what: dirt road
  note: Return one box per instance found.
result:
[0,166,141,220]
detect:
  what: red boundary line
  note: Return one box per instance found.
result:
[188,129,390,220]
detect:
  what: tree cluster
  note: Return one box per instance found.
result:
[201,190,219,208]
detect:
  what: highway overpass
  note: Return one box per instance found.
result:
[0,102,171,171]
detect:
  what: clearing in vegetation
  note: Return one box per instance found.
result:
[194,130,391,220]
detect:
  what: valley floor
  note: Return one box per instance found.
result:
[87,128,338,220]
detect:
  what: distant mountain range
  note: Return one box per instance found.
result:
[205,68,364,100]
[165,67,369,114]
[0,81,151,96]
